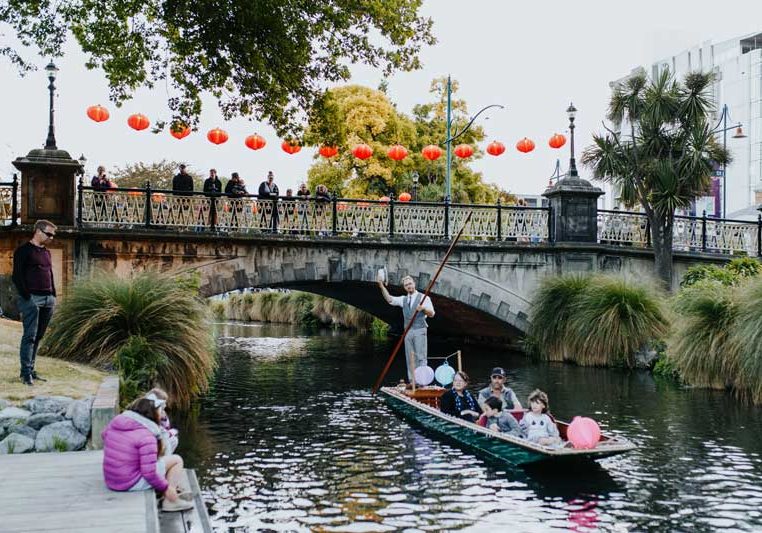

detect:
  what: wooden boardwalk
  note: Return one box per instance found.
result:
[0,450,210,533]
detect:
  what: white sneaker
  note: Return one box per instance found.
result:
[162,498,194,512]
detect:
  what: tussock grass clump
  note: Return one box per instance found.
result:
[728,278,762,404]
[528,274,668,367]
[40,272,216,407]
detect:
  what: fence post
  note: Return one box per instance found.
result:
[144,181,152,228]
[444,197,450,239]
[270,196,278,233]
[389,195,395,238]
[209,192,217,231]
[757,213,761,257]
[11,173,19,228]
[331,193,338,236]
[76,176,83,228]
[646,219,651,248]
[496,198,502,241]
[546,205,553,243]
[701,210,707,252]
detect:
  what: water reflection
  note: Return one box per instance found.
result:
[175,322,762,532]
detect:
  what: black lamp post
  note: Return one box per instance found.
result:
[78,154,87,176]
[711,103,746,218]
[566,102,578,177]
[44,60,59,150]
[412,171,419,201]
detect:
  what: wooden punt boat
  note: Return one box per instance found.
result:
[379,386,637,467]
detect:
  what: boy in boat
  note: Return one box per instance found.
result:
[520,389,561,447]
[477,397,524,437]
[377,274,435,382]
[477,367,522,411]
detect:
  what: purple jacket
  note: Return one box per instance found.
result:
[102,413,168,492]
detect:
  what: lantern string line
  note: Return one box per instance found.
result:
[427,351,460,361]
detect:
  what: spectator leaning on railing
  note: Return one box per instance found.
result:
[172,164,194,196]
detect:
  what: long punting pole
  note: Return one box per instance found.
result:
[372,211,473,394]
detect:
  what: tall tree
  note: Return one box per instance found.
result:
[111,160,205,190]
[0,1,435,137]
[305,79,503,203]
[582,70,730,288]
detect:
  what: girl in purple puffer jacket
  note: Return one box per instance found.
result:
[102,397,192,512]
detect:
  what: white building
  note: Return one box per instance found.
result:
[609,32,762,217]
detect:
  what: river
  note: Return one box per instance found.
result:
[173,322,762,532]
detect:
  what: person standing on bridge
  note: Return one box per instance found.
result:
[12,220,57,386]
[258,171,279,232]
[377,274,435,382]
[172,164,194,195]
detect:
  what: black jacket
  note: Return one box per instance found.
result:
[172,172,194,195]
[203,177,222,195]
[258,181,279,197]
[440,389,481,422]
[12,242,56,299]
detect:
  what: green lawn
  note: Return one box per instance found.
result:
[0,318,107,403]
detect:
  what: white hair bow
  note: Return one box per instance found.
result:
[145,392,166,408]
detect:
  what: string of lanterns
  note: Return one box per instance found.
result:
[86,105,568,157]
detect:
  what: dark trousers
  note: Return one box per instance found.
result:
[18,294,56,378]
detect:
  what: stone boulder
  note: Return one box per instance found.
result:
[8,424,37,440]
[0,399,10,410]
[23,396,74,415]
[0,406,32,429]
[35,421,87,452]
[65,397,93,436]
[27,412,64,430]
[0,433,35,454]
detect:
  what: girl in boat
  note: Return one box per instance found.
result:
[439,371,481,422]
[520,389,562,447]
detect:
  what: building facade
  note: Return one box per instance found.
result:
[609,32,762,216]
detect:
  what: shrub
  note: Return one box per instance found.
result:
[40,272,216,408]
[209,301,226,320]
[726,257,762,279]
[371,318,390,339]
[680,264,737,288]
[116,335,168,406]
[527,275,592,362]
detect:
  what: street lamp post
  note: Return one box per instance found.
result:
[567,103,578,177]
[412,171,419,202]
[443,76,504,203]
[711,103,746,218]
[44,60,59,150]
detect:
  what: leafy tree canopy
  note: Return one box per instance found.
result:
[0,0,435,137]
[304,78,507,203]
[111,159,205,190]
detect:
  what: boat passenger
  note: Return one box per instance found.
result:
[477,367,522,411]
[439,371,482,422]
[102,397,193,512]
[520,389,562,447]
[476,396,523,437]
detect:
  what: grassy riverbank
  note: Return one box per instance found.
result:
[216,291,389,335]
[0,318,106,402]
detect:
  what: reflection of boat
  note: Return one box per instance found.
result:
[379,386,636,466]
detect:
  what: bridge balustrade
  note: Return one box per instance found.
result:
[0,175,19,227]
[75,186,551,242]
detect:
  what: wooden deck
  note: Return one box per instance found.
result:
[0,450,210,533]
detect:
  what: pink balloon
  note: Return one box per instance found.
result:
[413,365,435,386]
[567,417,601,449]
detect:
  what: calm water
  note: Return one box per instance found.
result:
[174,322,762,532]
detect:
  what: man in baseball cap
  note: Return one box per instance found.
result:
[477,367,522,411]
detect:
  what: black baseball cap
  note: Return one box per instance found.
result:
[490,367,507,378]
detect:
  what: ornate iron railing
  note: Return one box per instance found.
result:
[0,175,19,227]
[77,185,551,242]
[598,209,762,256]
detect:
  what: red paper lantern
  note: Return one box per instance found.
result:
[151,192,166,202]
[422,144,443,161]
[549,133,567,149]
[486,141,506,156]
[379,196,391,204]
[86,105,109,123]
[516,138,536,153]
[398,192,412,202]
[170,124,191,140]
[207,128,229,145]
[454,144,474,159]
[319,145,338,158]
[352,143,373,160]
[127,189,142,197]
[127,113,150,131]
[245,134,266,150]
[387,144,408,161]
[281,141,301,154]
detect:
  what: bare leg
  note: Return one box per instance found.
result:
[164,454,184,489]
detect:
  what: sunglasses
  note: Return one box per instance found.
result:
[41,230,55,238]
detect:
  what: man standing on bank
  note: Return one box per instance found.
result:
[12,220,57,386]
[378,274,435,382]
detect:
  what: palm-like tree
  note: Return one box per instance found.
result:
[582,70,730,288]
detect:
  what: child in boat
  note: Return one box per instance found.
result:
[146,388,179,455]
[477,396,523,437]
[520,389,562,447]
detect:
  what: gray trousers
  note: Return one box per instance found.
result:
[404,328,428,381]
[18,294,56,378]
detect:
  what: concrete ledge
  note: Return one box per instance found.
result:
[90,375,119,450]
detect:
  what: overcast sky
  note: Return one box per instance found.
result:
[2,0,762,196]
